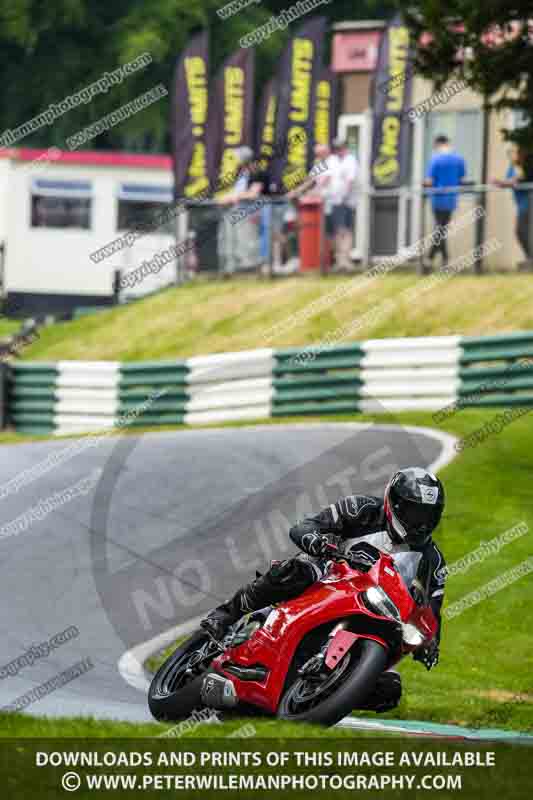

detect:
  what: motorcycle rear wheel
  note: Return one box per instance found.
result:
[277,638,387,727]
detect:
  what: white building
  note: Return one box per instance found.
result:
[0,147,178,315]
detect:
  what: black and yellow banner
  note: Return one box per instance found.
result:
[171,31,209,200]
[269,17,326,193]
[206,47,255,193]
[256,78,277,168]
[370,14,413,188]
[312,67,337,151]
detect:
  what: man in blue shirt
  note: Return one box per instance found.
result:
[424,135,466,268]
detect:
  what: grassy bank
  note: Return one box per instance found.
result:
[19,274,533,362]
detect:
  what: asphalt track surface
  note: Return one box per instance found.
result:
[0,423,453,724]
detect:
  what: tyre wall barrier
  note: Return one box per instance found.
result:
[6,332,533,435]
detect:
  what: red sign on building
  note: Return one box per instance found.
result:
[332,31,381,73]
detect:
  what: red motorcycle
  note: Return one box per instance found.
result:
[148,544,438,727]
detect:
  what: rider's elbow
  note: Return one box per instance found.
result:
[289,523,303,547]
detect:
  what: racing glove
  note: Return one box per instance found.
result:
[300,532,333,557]
[413,638,439,670]
[344,542,381,572]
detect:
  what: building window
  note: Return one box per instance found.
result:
[117,184,173,233]
[31,179,92,229]
[424,109,483,183]
[509,109,530,131]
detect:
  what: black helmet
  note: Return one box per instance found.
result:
[384,467,445,547]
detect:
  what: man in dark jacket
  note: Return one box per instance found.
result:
[201,467,446,712]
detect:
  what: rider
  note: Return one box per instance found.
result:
[201,467,447,712]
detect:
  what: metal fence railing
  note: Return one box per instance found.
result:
[178,183,533,280]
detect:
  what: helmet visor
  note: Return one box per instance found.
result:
[394,498,442,537]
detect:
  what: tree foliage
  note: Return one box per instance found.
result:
[0,0,394,153]
[396,0,533,148]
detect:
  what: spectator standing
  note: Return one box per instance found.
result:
[217,146,263,275]
[493,144,533,269]
[329,138,359,271]
[423,135,466,269]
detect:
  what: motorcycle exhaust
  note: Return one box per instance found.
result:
[200,673,238,710]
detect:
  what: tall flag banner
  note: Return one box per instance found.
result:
[311,67,337,151]
[256,78,277,166]
[171,31,209,200]
[269,17,326,193]
[206,47,255,193]
[369,13,413,188]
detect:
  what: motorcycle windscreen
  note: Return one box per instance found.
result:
[389,550,422,593]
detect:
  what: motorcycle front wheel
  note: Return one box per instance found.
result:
[277,638,387,727]
[148,629,214,722]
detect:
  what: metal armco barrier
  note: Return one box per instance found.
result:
[6,332,533,435]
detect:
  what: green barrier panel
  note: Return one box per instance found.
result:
[119,389,188,402]
[118,373,187,392]
[10,412,55,426]
[10,400,57,413]
[118,402,187,414]
[276,343,364,361]
[9,363,58,372]
[460,376,533,395]
[121,362,188,376]
[463,331,533,348]
[454,394,533,408]
[274,385,360,403]
[8,385,58,398]
[460,344,533,365]
[272,399,360,416]
[274,357,363,375]
[12,425,55,435]
[459,363,533,382]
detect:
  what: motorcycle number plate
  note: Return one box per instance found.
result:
[325,631,359,669]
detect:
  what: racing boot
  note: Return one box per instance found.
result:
[201,558,313,640]
[357,669,402,713]
[200,592,244,640]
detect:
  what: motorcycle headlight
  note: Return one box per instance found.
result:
[363,586,401,621]
[401,623,424,647]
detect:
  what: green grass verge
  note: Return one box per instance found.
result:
[1,409,532,736]
[18,274,533,362]
[0,318,21,339]
[0,711,400,739]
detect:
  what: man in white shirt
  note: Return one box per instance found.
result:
[217,146,263,274]
[329,137,359,270]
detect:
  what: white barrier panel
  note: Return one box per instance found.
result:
[185,405,271,425]
[54,415,117,436]
[187,349,274,385]
[360,367,458,382]
[187,389,273,413]
[361,381,459,398]
[55,398,119,415]
[57,362,120,389]
[187,377,272,401]
[363,336,461,351]
[360,348,461,368]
